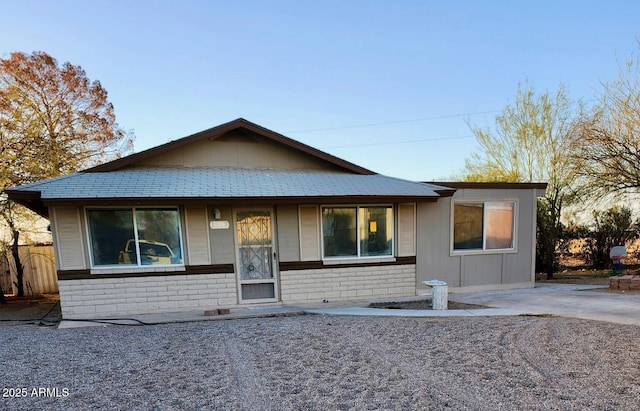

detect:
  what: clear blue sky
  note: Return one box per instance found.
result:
[1,0,639,181]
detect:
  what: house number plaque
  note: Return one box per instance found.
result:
[209,220,230,229]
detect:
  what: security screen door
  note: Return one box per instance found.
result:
[235,209,278,302]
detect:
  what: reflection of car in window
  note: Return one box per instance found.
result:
[118,239,177,265]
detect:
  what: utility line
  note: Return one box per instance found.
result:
[320,134,473,149]
[283,110,501,134]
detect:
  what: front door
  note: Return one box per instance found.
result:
[235,209,279,303]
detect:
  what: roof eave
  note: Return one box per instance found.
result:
[427,181,548,191]
[4,189,49,218]
[433,188,456,197]
[43,195,441,208]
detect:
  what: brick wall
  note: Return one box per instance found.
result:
[58,273,236,319]
[609,274,640,291]
[280,264,416,303]
[58,264,418,318]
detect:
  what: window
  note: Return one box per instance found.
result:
[322,206,393,258]
[453,201,515,251]
[87,208,184,267]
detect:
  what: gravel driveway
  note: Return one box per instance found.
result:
[2,314,640,410]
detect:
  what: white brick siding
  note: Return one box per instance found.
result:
[58,273,236,319]
[58,264,417,318]
[280,264,416,303]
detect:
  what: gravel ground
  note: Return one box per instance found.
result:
[2,314,640,410]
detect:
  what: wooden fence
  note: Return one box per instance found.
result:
[1,245,57,296]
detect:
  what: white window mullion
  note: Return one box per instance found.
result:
[131,207,142,266]
[356,206,361,258]
[482,203,488,251]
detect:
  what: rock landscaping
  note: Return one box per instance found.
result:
[3,316,640,410]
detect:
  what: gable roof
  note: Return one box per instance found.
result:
[5,119,455,217]
[87,118,375,175]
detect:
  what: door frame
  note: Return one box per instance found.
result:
[233,207,280,304]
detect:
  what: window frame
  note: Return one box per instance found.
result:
[320,204,395,260]
[450,199,518,255]
[85,206,185,269]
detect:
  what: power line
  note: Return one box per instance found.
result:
[283,110,501,134]
[320,134,474,149]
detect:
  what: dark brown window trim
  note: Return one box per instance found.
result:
[279,256,416,271]
[57,264,235,280]
[57,257,417,280]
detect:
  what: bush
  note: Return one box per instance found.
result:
[580,206,638,269]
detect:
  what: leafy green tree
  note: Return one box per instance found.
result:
[464,84,579,279]
[0,51,133,296]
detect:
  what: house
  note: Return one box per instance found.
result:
[5,118,546,319]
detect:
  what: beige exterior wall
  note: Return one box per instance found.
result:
[53,199,418,318]
[58,273,236,318]
[136,131,341,171]
[275,205,300,262]
[298,205,320,261]
[207,206,236,265]
[280,264,416,303]
[397,203,416,256]
[50,187,540,318]
[416,189,538,293]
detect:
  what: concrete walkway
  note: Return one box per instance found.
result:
[449,283,640,326]
[58,283,640,328]
[304,306,525,318]
[58,298,523,328]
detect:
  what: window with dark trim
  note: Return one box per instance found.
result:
[453,201,515,251]
[87,207,184,267]
[322,206,393,258]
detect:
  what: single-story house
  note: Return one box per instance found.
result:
[6,118,546,319]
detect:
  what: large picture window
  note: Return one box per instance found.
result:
[87,208,184,267]
[453,201,515,251]
[322,206,393,258]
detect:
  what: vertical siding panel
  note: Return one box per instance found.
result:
[210,207,235,265]
[299,206,320,261]
[276,205,300,262]
[184,207,211,265]
[53,207,86,270]
[397,203,416,257]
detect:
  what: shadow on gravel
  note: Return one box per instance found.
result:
[0,294,61,326]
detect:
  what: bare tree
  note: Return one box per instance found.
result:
[572,53,640,198]
[0,51,134,296]
[464,84,580,278]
